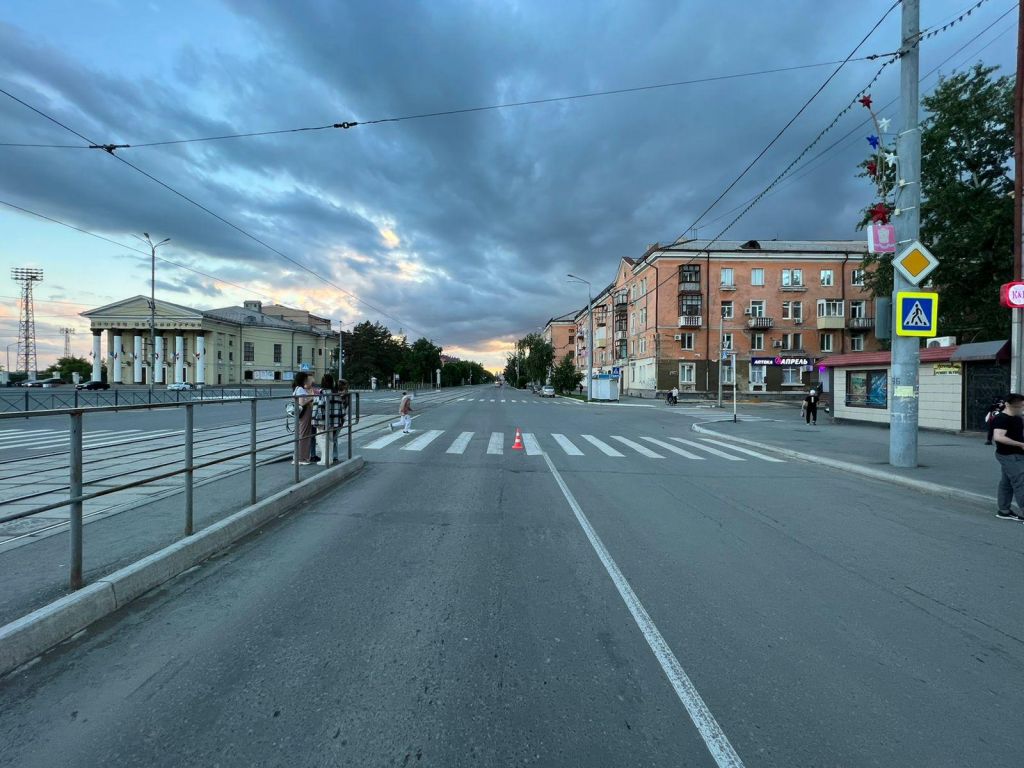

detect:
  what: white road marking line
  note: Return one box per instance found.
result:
[446,431,474,454]
[640,436,705,460]
[521,432,542,455]
[670,438,744,461]
[580,434,624,457]
[540,452,746,768]
[698,438,786,462]
[551,433,584,456]
[500,399,506,403]
[401,430,444,451]
[490,399,496,403]
[363,430,411,450]
[487,432,504,455]
[610,435,664,458]
[456,397,467,401]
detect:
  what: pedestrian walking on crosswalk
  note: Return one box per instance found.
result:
[388,391,414,434]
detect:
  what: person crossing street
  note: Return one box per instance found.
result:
[388,390,414,434]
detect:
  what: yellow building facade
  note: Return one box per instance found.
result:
[81,297,338,386]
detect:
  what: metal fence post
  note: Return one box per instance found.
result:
[347,396,353,460]
[69,410,83,590]
[293,396,300,484]
[185,403,194,535]
[250,397,257,505]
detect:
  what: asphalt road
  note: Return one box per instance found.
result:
[1,388,1021,767]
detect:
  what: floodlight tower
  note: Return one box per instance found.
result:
[11,267,43,379]
[59,327,76,358]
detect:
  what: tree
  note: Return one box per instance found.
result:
[344,321,406,387]
[402,337,443,385]
[46,356,92,381]
[858,64,1014,342]
[550,353,583,394]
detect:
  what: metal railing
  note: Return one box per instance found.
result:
[0,391,360,590]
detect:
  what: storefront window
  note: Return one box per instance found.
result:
[846,369,887,408]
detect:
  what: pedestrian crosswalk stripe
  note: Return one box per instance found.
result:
[487,432,503,455]
[500,399,506,403]
[456,397,466,401]
[402,430,444,451]
[363,430,409,450]
[640,436,705,460]
[611,435,664,458]
[669,437,743,461]
[446,431,474,454]
[521,432,542,455]
[581,434,624,457]
[551,433,583,456]
[697,438,785,462]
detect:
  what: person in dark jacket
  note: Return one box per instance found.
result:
[803,387,820,425]
[985,398,1005,445]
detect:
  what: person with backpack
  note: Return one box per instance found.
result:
[984,398,1005,445]
[388,391,414,434]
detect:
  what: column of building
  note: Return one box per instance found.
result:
[111,331,123,384]
[175,334,185,384]
[155,334,165,384]
[133,331,144,384]
[91,330,102,382]
[196,332,206,385]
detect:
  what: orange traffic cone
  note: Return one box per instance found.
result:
[512,428,524,451]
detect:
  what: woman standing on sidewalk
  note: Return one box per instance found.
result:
[292,372,315,464]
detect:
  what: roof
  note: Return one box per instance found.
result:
[950,339,1010,362]
[659,238,867,255]
[204,306,334,335]
[546,310,579,325]
[819,345,958,368]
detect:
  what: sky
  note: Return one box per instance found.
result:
[0,0,1017,372]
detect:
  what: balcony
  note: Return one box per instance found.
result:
[614,293,628,307]
[678,281,702,293]
[614,330,627,341]
[746,316,774,329]
[595,331,608,348]
[678,315,703,328]
[780,283,807,292]
[816,316,845,330]
[848,316,875,330]
[719,283,737,292]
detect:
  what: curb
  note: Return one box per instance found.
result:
[690,423,996,508]
[0,456,364,678]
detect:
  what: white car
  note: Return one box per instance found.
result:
[541,385,556,397]
[166,382,195,391]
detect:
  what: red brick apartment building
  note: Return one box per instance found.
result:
[568,239,883,397]
[543,311,579,366]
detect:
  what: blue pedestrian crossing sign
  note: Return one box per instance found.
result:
[896,291,939,337]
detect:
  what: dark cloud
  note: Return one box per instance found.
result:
[0,2,1016,358]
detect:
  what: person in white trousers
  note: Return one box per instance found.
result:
[389,391,413,433]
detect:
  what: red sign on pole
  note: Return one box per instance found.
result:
[1000,281,1024,308]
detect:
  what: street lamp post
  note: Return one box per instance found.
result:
[4,342,17,380]
[567,274,593,403]
[135,233,170,392]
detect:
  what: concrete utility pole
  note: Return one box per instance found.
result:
[135,233,169,391]
[717,304,725,408]
[1012,1,1024,392]
[890,0,921,468]
[337,324,344,383]
[568,274,594,402]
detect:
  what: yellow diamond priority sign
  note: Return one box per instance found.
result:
[893,240,939,286]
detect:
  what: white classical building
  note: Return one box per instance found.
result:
[81,297,338,386]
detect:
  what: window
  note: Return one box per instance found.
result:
[273,343,282,364]
[229,351,234,362]
[782,268,803,287]
[217,350,222,361]
[850,300,867,319]
[782,301,803,321]
[721,268,734,287]
[639,337,647,354]
[641,278,647,295]
[722,363,735,385]
[851,333,866,352]
[721,333,733,351]
[852,269,866,286]
[846,369,887,408]
[630,313,636,333]
[680,333,695,350]
[639,308,647,328]
[751,268,765,287]
[296,346,303,364]
[679,296,702,316]
[749,300,765,317]
[751,332,765,351]
[679,265,701,287]
[680,363,696,385]
[629,341,634,354]
[820,333,833,353]
[782,366,802,385]
[228,339,233,347]
[817,299,844,317]
[783,333,803,350]
[616,341,627,359]
[319,348,323,356]
[243,341,254,362]
[721,301,734,320]
[820,269,834,287]
[749,365,766,384]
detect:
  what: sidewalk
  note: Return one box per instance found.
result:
[691,407,1001,506]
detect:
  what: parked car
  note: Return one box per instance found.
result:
[20,380,43,387]
[166,382,195,391]
[40,377,64,388]
[75,380,110,390]
[540,385,556,397]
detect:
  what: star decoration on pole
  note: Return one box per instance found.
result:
[877,117,891,133]
[869,203,891,224]
[866,161,877,177]
[858,95,873,108]
[883,151,897,167]
[867,135,880,149]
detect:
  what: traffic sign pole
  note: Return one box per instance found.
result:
[890,0,921,469]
